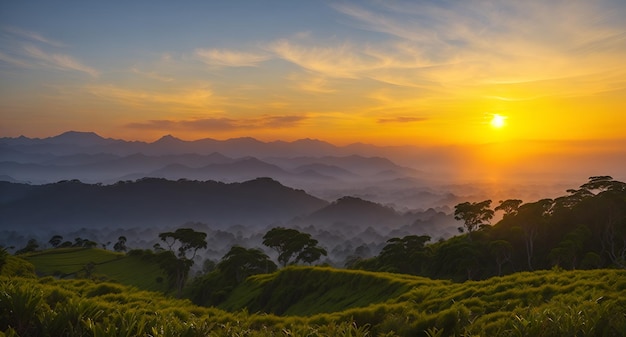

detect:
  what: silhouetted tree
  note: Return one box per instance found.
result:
[378,235,431,274]
[113,236,127,252]
[489,240,512,276]
[495,199,523,217]
[48,235,63,248]
[15,239,39,255]
[454,200,494,240]
[157,228,207,297]
[262,227,326,267]
[513,199,553,270]
[218,246,277,283]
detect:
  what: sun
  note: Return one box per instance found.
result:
[490,114,506,128]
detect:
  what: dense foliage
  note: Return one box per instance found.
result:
[351,176,626,281]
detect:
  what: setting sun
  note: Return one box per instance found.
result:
[490,114,506,129]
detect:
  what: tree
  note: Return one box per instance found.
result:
[513,198,553,270]
[157,228,208,297]
[48,235,63,248]
[489,240,512,276]
[0,247,8,272]
[495,199,523,217]
[218,246,277,283]
[15,239,39,255]
[113,236,127,252]
[262,227,326,267]
[378,235,431,274]
[454,200,494,240]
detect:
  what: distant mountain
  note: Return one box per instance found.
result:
[149,157,292,182]
[291,196,407,236]
[265,155,418,177]
[0,132,422,188]
[45,131,118,146]
[0,178,328,230]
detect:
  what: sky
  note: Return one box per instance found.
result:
[1,0,626,179]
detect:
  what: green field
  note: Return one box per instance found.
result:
[24,248,168,292]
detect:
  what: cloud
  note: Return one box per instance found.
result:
[269,39,379,78]
[4,26,65,47]
[86,85,214,108]
[378,116,428,124]
[0,51,32,68]
[287,73,335,93]
[24,45,99,77]
[126,115,308,131]
[195,48,270,67]
[131,67,174,82]
[331,1,626,85]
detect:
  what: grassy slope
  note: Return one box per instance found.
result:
[1,267,625,336]
[221,267,626,325]
[24,248,167,292]
[220,266,445,315]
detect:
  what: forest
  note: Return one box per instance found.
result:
[1,176,625,336]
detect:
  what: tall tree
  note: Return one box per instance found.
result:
[48,235,63,248]
[489,240,512,276]
[113,236,127,252]
[495,199,523,217]
[454,200,494,240]
[513,199,553,270]
[15,239,39,255]
[262,227,326,267]
[157,228,207,297]
[218,246,277,283]
[378,235,431,274]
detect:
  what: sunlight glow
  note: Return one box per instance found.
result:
[490,114,506,128]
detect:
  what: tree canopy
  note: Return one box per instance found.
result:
[262,227,327,267]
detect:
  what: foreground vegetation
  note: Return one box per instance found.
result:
[2,266,625,337]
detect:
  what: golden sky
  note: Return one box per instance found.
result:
[1,0,625,158]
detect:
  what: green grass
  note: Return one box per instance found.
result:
[220,266,443,315]
[24,248,167,292]
[2,266,625,336]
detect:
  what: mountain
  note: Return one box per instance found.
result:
[0,178,328,230]
[45,131,117,146]
[291,196,406,236]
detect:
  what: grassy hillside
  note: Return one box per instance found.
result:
[1,266,625,336]
[220,266,445,315]
[24,248,167,292]
[218,267,626,336]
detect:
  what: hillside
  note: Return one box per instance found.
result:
[24,248,167,292]
[0,178,328,229]
[1,267,625,336]
[218,266,436,315]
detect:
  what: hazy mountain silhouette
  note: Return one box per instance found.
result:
[0,178,328,230]
[291,196,406,236]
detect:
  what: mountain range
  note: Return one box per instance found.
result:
[1,131,466,211]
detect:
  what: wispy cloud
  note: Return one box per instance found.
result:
[331,1,626,87]
[195,48,270,67]
[269,39,379,79]
[4,26,65,47]
[126,115,307,131]
[131,67,174,82]
[23,45,99,77]
[86,84,214,108]
[287,73,335,93]
[0,51,32,68]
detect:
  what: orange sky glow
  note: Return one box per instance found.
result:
[1,1,625,183]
